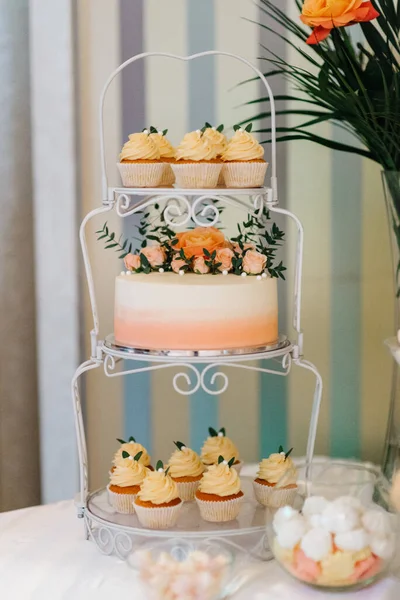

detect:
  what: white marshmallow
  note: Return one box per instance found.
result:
[333,496,364,513]
[276,517,308,549]
[302,496,330,517]
[273,506,299,533]
[370,535,395,560]
[362,509,391,537]
[335,528,370,552]
[321,504,360,534]
[308,513,324,529]
[300,528,333,561]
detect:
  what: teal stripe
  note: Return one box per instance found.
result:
[188,0,218,450]
[330,129,361,458]
[260,279,288,457]
[124,370,152,452]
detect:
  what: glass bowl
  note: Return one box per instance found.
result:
[127,538,241,600]
[267,460,399,592]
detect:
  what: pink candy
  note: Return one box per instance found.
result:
[351,556,382,582]
[292,549,321,583]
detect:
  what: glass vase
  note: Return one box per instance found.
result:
[382,171,400,481]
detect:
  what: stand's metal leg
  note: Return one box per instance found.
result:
[293,358,323,494]
[71,359,101,518]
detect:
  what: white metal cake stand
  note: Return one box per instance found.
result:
[71,51,323,560]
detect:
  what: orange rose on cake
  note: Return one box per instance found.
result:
[172,129,222,188]
[117,130,163,187]
[300,0,380,44]
[141,245,166,268]
[243,250,267,275]
[173,227,226,259]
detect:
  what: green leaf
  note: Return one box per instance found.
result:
[165,466,171,476]
[118,253,128,260]
[228,457,235,468]
[209,427,218,437]
[171,238,178,246]
[203,248,211,258]
[162,129,168,136]
[278,445,284,454]
[245,123,253,132]
[105,243,118,249]
[156,460,164,471]
[97,234,108,240]
[134,451,143,461]
[219,427,226,436]
[216,124,224,132]
[150,126,158,134]
[129,436,136,442]
[174,441,186,451]
[285,447,294,460]
[233,124,241,131]
[117,438,126,444]
[218,455,224,464]
[122,450,130,459]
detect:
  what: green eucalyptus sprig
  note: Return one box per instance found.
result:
[96,223,132,260]
[278,445,294,461]
[203,248,222,274]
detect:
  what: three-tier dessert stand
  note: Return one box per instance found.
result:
[72,52,323,560]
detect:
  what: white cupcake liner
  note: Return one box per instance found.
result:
[134,500,183,529]
[174,479,201,502]
[217,168,225,186]
[196,495,243,522]
[171,162,222,189]
[252,480,297,508]
[117,162,164,187]
[159,163,175,186]
[222,161,268,188]
[107,484,137,514]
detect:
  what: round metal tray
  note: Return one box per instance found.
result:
[103,334,291,360]
[85,476,271,561]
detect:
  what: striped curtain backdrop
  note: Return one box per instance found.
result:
[77,0,393,491]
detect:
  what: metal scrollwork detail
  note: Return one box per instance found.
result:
[104,354,118,376]
[172,365,201,395]
[191,196,221,227]
[200,365,229,395]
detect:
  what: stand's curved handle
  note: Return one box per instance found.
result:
[99,51,277,202]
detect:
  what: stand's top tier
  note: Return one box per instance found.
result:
[99,51,279,203]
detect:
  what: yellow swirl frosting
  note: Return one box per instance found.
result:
[176,130,218,161]
[120,132,160,161]
[202,127,227,157]
[199,462,241,497]
[149,132,175,158]
[137,470,180,505]
[167,446,205,479]
[110,456,148,488]
[256,453,297,486]
[222,129,264,162]
[201,434,239,466]
[113,442,151,468]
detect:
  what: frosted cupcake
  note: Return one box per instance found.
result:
[108,450,148,514]
[148,126,176,186]
[112,436,152,472]
[202,123,227,185]
[201,427,243,474]
[134,460,183,529]
[221,124,268,188]
[195,456,244,522]
[253,446,298,508]
[167,441,205,502]
[172,130,222,188]
[118,130,163,187]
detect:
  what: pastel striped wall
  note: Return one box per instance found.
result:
[77,0,394,489]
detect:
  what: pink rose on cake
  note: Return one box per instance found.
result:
[216,248,234,272]
[174,226,227,258]
[232,242,255,254]
[193,256,210,274]
[171,255,187,273]
[243,250,267,275]
[141,245,166,268]
[124,253,141,271]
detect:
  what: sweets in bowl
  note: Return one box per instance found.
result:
[270,496,397,590]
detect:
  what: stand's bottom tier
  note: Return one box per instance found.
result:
[85,476,271,561]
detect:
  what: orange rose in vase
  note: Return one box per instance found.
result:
[174,227,226,258]
[300,0,379,44]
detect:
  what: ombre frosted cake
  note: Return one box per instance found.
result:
[114,271,278,350]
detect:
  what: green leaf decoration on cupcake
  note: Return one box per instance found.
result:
[209,427,218,437]
[216,124,224,132]
[278,445,294,461]
[219,427,226,436]
[129,436,136,442]
[133,451,143,462]
[218,455,225,464]
[174,441,186,451]
[117,438,126,444]
[245,123,253,132]
[156,460,164,471]
[165,466,171,476]
[149,125,158,134]
[228,457,236,468]
[233,124,241,131]
[162,128,168,136]
[122,450,130,459]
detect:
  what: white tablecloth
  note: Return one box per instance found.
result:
[0,500,398,600]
